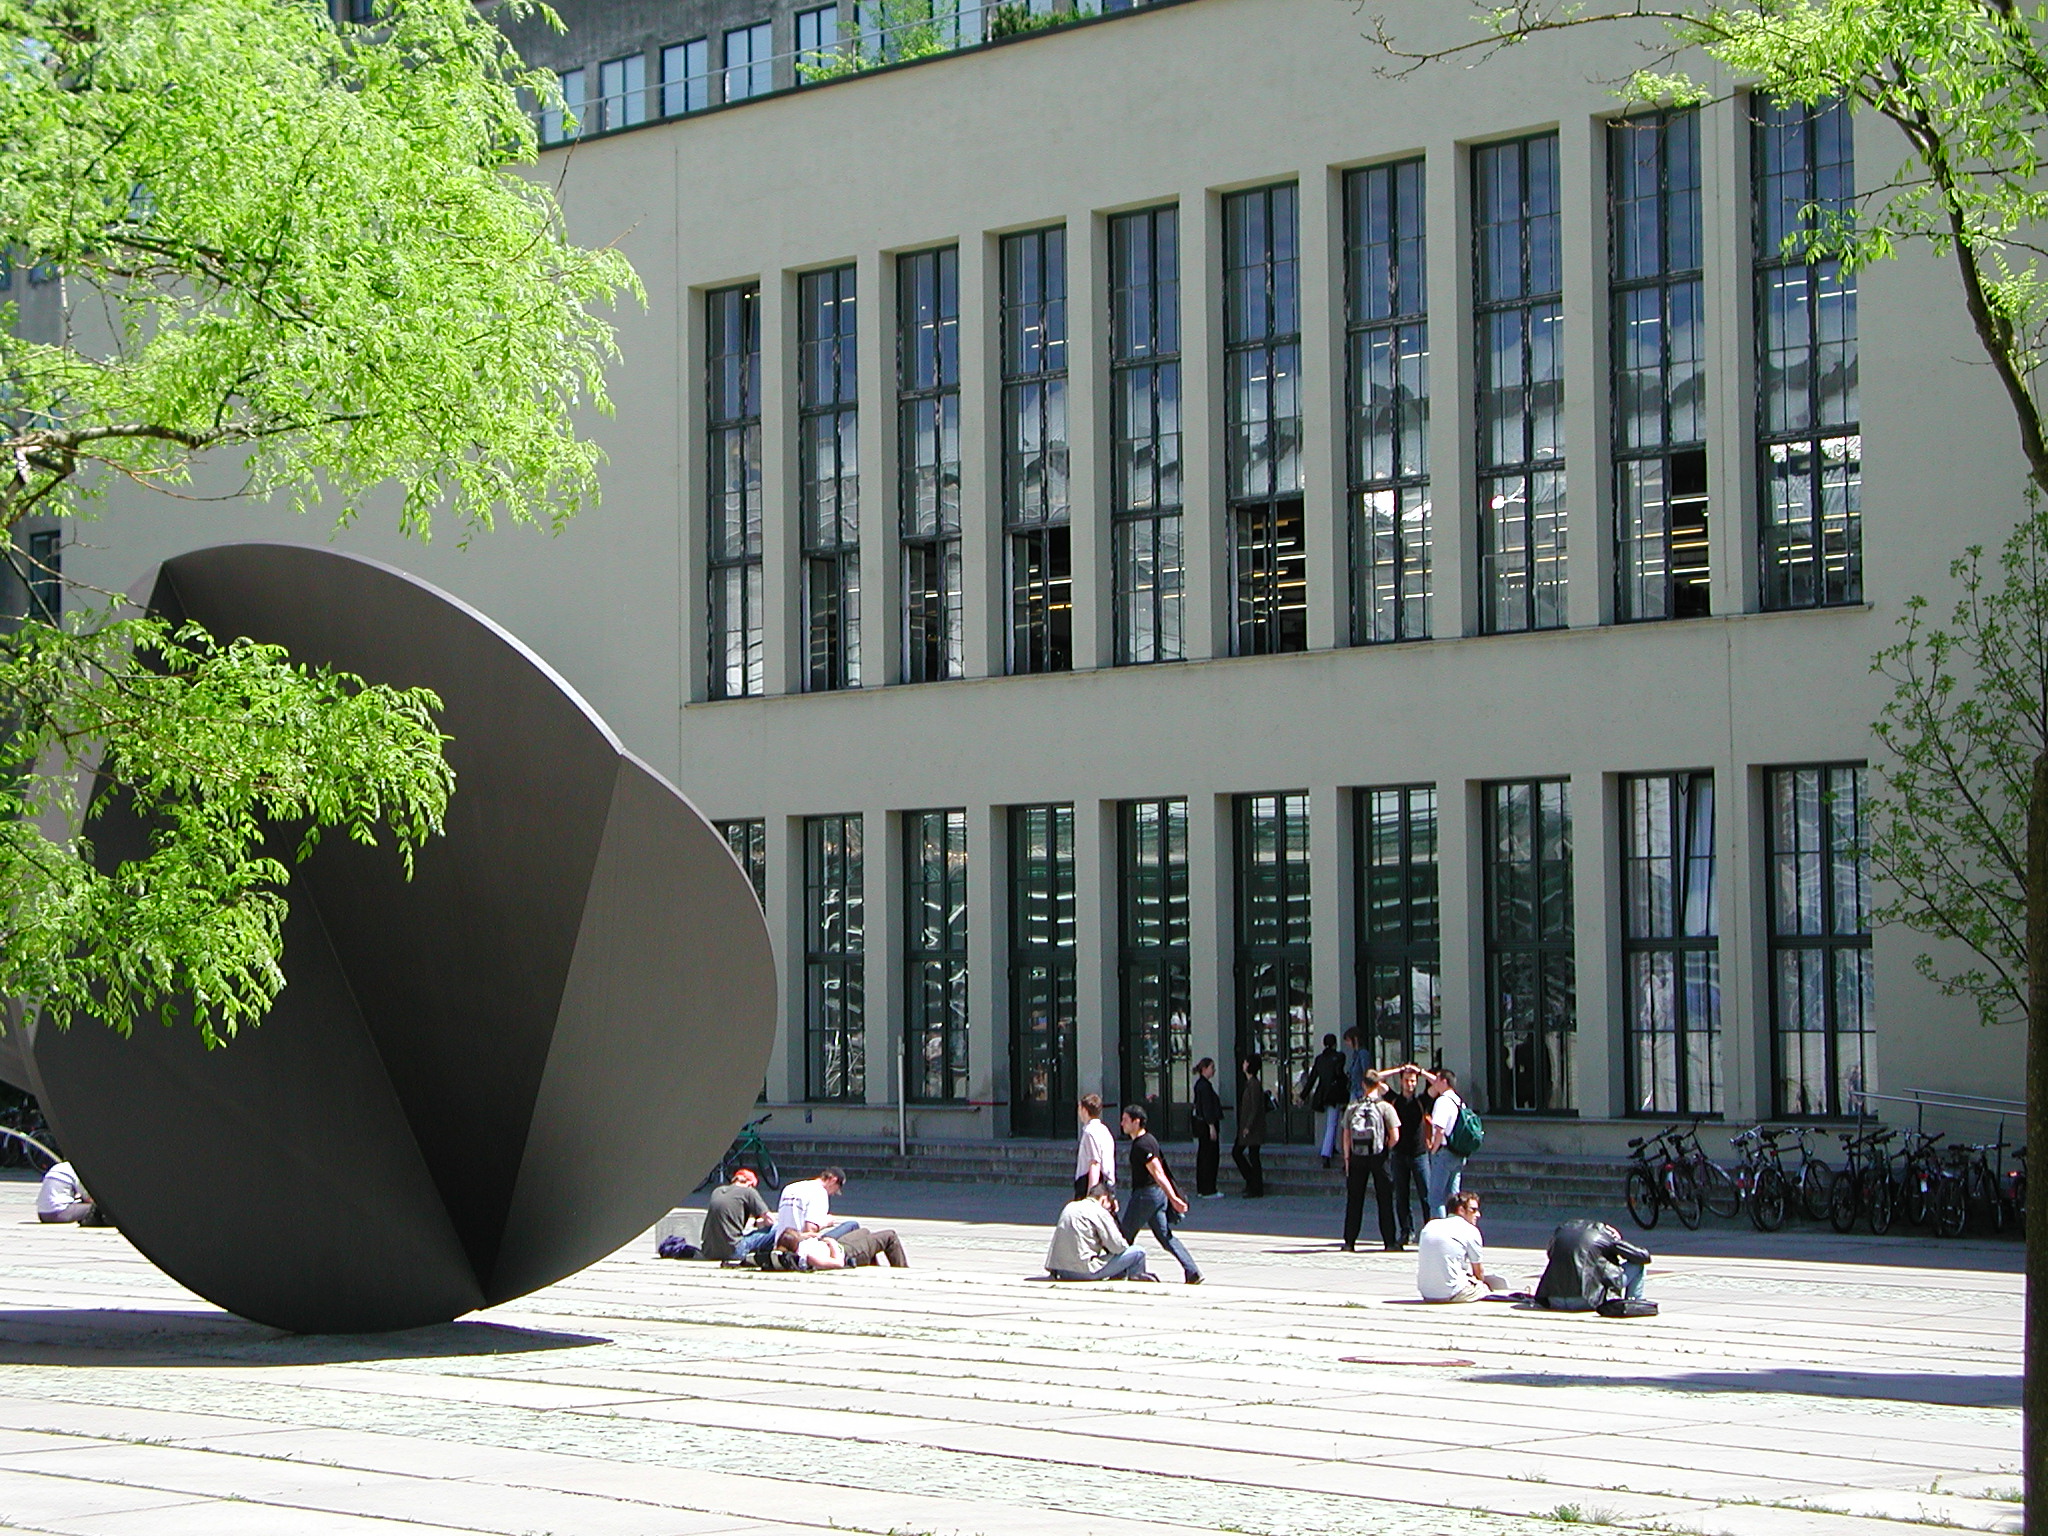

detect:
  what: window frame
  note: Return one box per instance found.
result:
[1108,205,1185,666]
[716,819,768,910]
[1009,803,1077,1138]
[723,21,774,102]
[596,53,648,132]
[1001,225,1072,675]
[706,284,765,701]
[1483,777,1576,1113]
[904,808,970,1103]
[800,264,861,692]
[1355,784,1441,1072]
[1233,791,1313,1143]
[1119,797,1192,1138]
[661,39,710,117]
[897,246,963,684]
[804,813,866,1103]
[1619,771,1722,1117]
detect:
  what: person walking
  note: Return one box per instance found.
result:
[1340,1070,1402,1252]
[1117,1104,1202,1283]
[1307,1034,1350,1168]
[1232,1055,1267,1198]
[1191,1057,1224,1198]
[1074,1093,1117,1200]
[1386,1064,1430,1245]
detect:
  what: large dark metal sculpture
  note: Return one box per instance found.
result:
[10,544,776,1334]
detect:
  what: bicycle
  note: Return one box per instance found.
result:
[1829,1127,1896,1235]
[2008,1145,2027,1236]
[1778,1125,1835,1223]
[1625,1129,1702,1231]
[1738,1127,1791,1231]
[1669,1119,1740,1220]
[695,1112,780,1193]
[1897,1130,1945,1228]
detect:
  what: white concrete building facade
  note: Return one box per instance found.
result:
[77,0,2030,1152]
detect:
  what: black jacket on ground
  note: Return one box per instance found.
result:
[1534,1219,1653,1310]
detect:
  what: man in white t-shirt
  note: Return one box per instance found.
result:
[35,1162,96,1224]
[1421,1066,1468,1219]
[771,1167,857,1241]
[1416,1191,1508,1302]
[1074,1094,1117,1200]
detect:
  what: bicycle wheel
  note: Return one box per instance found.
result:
[1695,1159,1741,1220]
[1799,1158,1834,1222]
[1934,1176,1969,1239]
[1828,1169,1859,1234]
[1868,1171,1896,1236]
[1903,1166,1931,1228]
[1667,1167,1702,1230]
[1752,1167,1789,1232]
[1625,1167,1661,1230]
[754,1147,781,1192]
[1971,1164,2007,1235]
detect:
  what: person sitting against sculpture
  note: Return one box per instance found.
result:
[1533,1218,1652,1312]
[699,1166,775,1264]
[771,1167,859,1243]
[36,1161,101,1225]
[1045,1182,1154,1281]
[775,1225,909,1269]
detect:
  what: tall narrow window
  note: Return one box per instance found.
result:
[1109,207,1184,665]
[717,819,768,909]
[1622,773,1720,1115]
[1767,765,1872,1117]
[1346,160,1431,644]
[796,4,837,70]
[1357,785,1439,1071]
[541,67,585,145]
[804,814,865,1101]
[707,285,763,699]
[801,266,860,691]
[1235,792,1311,1142]
[1486,779,1575,1111]
[899,247,962,683]
[22,530,59,624]
[1002,228,1071,674]
[1476,135,1566,633]
[1756,98,1860,609]
[661,39,710,116]
[1120,798,1191,1136]
[905,809,969,1102]
[1010,804,1076,1138]
[1224,185,1306,656]
[724,21,773,101]
[597,54,647,131]
[1612,111,1708,622]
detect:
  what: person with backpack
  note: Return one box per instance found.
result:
[1418,1066,1482,1219]
[1339,1070,1402,1252]
[1307,1034,1351,1168]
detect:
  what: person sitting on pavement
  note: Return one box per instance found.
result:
[1045,1183,1155,1282]
[777,1225,909,1270]
[1533,1218,1652,1312]
[1416,1190,1511,1302]
[35,1161,102,1226]
[771,1167,858,1243]
[1074,1093,1117,1201]
[699,1166,775,1264]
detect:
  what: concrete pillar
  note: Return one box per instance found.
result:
[759,270,800,697]
[1309,781,1356,1066]
[1704,92,1761,616]
[960,233,1002,680]
[766,812,803,1102]
[1560,112,1613,631]
[1189,791,1232,1083]
[1069,210,1114,672]
[866,806,902,1111]
[1074,797,1115,1100]
[1438,778,1487,1101]
[1574,769,1623,1120]
[858,248,900,688]
[1300,167,1345,652]
[1181,189,1226,662]
[968,800,1008,1136]
[1428,135,1479,640]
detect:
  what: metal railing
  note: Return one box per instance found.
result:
[1858,1087,2025,1153]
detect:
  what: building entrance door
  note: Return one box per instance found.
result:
[1009,803,1076,1139]
[1011,958,1075,1139]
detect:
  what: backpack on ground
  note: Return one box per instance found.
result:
[1446,1101,1484,1158]
[1599,1297,1659,1318]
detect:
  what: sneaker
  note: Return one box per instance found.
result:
[1340,1241,1356,1253]
[1184,1274,1204,1285]
[1199,1191,1225,1200]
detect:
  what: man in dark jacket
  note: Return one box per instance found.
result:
[1385,1066,1430,1245]
[1534,1219,1652,1311]
[1233,1056,1267,1198]
[1307,1034,1350,1167]
[1192,1057,1224,1197]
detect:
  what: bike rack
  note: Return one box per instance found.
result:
[1857,1088,2025,1166]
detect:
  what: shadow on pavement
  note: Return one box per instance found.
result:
[1466,1367,2020,1408]
[0,1309,607,1366]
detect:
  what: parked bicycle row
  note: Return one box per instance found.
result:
[1625,1118,2024,1238]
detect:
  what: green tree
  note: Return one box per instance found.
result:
[0,0,636,1044]
[1372,1,2048,1517]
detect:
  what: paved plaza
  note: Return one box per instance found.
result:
[0,1171,2020,1536]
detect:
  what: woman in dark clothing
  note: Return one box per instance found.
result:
[1191,1057,1224,1197]
[1233,1055,1267,1198]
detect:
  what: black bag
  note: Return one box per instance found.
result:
[1598,1297,1659,1318]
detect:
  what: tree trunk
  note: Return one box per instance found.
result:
[2028,751,2048,1532]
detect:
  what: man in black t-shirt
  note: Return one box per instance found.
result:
[1116,1104,1202,1284]
[1385,1067,1431,1246]
[699,1167,774,1263]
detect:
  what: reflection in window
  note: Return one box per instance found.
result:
[1120,799,1191,1136]
[1755,98,1860,609]
[905,809,969,1102]
[596,54,647,131]
[541,67,585,145]
[707,285,763,699]
[1010,804,1076,1138]
[1612,111,1709,621]
[1002,227,1071,674]
[1357,785,1439,1071]
[724,21,773,101]
[899,247,962,683]
[1345,160,1431,644]
[1109,207,1183,665]
[1622,773,1720,1116]
[1475,135,1566,633]
[716,819,768,909]
[805,814,865,1101]
[1766,765,1872,1116]
[1224,185,1306,656]
[1235,792,1312,1141]
[661,39,710,116]
[796,4,838,70]
[1485,779,1575,1111]
[801,265,860,691]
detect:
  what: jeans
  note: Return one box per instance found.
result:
[1194,1124,1221,1195]
[1051,1246,1152,1282]
[1424,1147,1466,1219]
[1318,1106,1343,1160]
[1390,1150,1428,1239]
[734,1226,776,1261]
[1343,1152,1398,1249]
[1232,1143,1265,1197]
[1118,1185,1201,1281]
